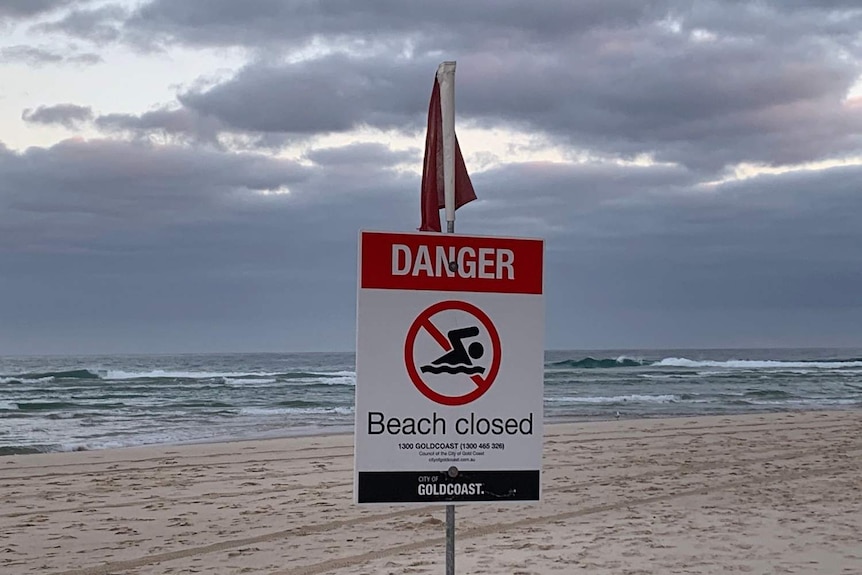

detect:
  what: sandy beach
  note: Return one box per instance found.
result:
[1,410,860,574]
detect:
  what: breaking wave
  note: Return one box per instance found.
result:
[547,356,862,370]
[2,369,100,381]
[549,357,647,369]
[654,358,862,369]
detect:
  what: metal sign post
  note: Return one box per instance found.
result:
[446,502,455,574]
[442,60,458,574]
[445,221,456,575]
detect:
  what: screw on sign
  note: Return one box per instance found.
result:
[404,300,501,406]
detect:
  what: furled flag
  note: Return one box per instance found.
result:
[419,75,476,232]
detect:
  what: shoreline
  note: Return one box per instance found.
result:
[2,410,860,574]
[4,404,861,458]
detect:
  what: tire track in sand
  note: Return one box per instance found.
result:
[49,444,862,575]
[273,459,862,575]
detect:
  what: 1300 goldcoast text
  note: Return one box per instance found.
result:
[398,442,505,451]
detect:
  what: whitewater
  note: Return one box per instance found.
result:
[1,348,860,454]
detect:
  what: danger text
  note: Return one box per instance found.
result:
[392,244,515,280]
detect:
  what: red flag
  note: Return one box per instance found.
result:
[419,77,476,232]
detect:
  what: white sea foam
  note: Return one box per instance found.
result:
[105,370,279,380]
[239,406,354,417]
[286,375,357,386]
[223,378,279,386]
[102,369,357,383]
[4,350,857,457]
[306,371,356,385]
[546,394,678,404]
[654,358,862,369]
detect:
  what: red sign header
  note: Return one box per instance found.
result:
[360,231,543,294]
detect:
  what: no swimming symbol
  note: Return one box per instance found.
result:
[419,324,486,376]
[404,300,501,406]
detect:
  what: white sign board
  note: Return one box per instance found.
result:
[354,230,544,504]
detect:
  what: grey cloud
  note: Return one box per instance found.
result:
[109,0,862,63]
[125,0,671,51]
[96,108,226,145]
[35,4,126,44]
[68,52,102,64]
[0,139,311,252]
[169,40,861,175]
[461,163,862,337]
[304,143,417,168]
[1,45,63,64]
[26,1,862,177]
[93,107,324,150]
[669,1,862,41]
[120,0,862,69]
[3,142,862,352]
[0,137,419,254]
[0,138,415,353]
[82,0,860,175]
[5,0,862,353]
[1,45,102,66]
[176,54,433,135]
[22,104,94,128]
[778,0,862,6]
[0,0,84,20]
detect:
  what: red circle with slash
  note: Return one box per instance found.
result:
[404,300,501,406]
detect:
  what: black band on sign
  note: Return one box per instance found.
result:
[357,470,540,503]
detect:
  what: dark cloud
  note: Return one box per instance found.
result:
[0,138,415,353]
[67,0,859,176]
[124,0,670,52]
[463,161,862,351]
[2,135,862,353]
[22,104,94,128]
[0,0,84,20]
[165,44,860,174]
[95,108,226,145]
[4,0,862,353]
[176,53,432,135]
[0,138,419,255]
[304,143,417,168]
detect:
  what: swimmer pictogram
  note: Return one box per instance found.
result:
[404,300,501,406]
[420,325,486,375]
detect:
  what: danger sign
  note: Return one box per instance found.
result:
[354,230,544,505]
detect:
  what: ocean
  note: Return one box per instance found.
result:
[1,348,861,455]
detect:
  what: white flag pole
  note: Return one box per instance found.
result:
[436,61,457,234]
[437,60,458,575]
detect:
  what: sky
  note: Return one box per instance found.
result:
[1,0,862,355]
